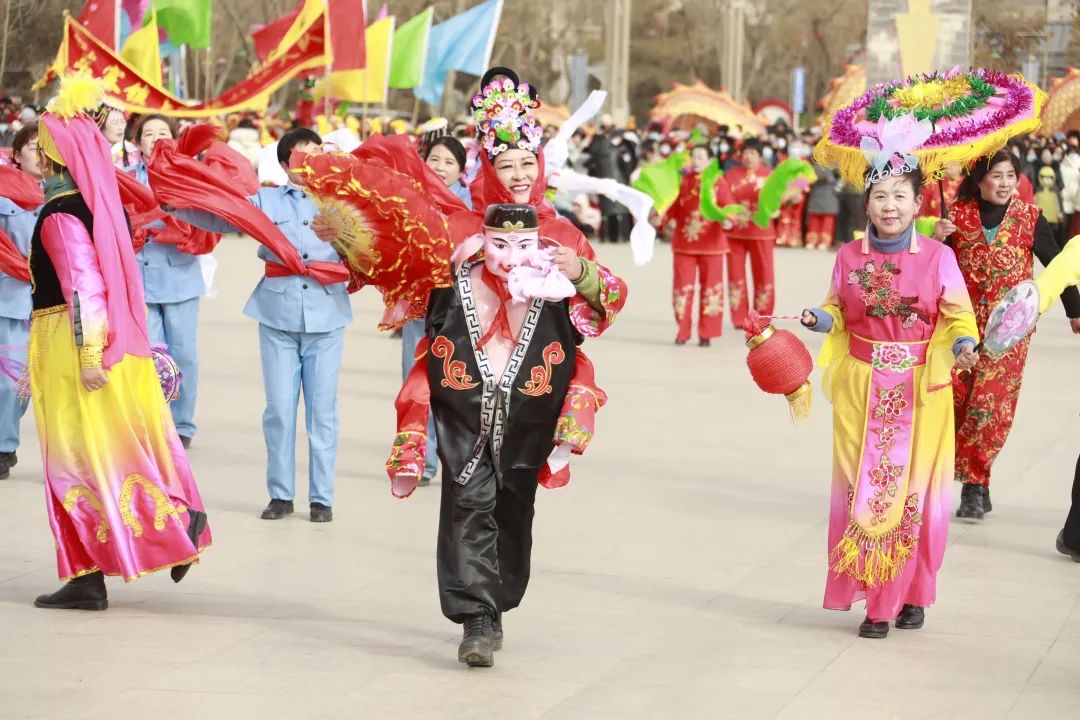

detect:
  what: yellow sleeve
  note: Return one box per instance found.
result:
[815,259,849,403]
[1036,236,1080,313]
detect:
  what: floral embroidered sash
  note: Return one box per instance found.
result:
[831,334,928,586]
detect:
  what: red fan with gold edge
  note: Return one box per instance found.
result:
[291,149,456,330]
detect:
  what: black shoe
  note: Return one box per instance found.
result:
[699,339,712,347]
[179,435,192,450]
[981,486,992,514]
[418,475,432,487]
[1056,530,1080,562]
[34,571,108,611]
[674,338,688,346]
[260,499,294,520]
[0,451,15,480]
[493,612,504,651]
[858,616,889,639]
[895,604,925,629]
[309,503,333,523]
[956,483,985,520]
[171,509,208,583]
[458,613,495,667]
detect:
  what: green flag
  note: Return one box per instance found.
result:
[388,8,433,90]
[153,0,213,50]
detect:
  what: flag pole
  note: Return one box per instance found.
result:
[324,0,332,121]
[204,47,212,99]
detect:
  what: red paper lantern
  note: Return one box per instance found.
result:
[743,311,813,422]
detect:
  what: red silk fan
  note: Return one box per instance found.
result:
[743,310,813,422]
[291,149,456,329]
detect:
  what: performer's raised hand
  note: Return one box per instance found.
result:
[553,246,584,281]
[390,472,419,499]
[933,218,956,242]
[955,342,979,370]
[800,309,818,328]
[80,368,109,393]
[310,213,337,244]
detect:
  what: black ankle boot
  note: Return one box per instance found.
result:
[492,612,504,651]
[458,613,494,667]
[956,483,985,520]
[895,604,925,629]
[981,486,992,513]
[171,509,208,583]
[858,616,889,639]
[34,571,108,611]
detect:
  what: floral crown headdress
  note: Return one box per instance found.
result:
[470,67,543,159]
[860,114,932,189]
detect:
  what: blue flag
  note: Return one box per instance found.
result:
[415,0,504,107]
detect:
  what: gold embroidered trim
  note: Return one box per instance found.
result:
[118,473,181,537]
[31,304,67,318]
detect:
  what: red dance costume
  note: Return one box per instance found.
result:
[805,214,836,249]
[666,170,732,342]
[725,165,776,328]
[949,198,1076,489]
[776,194,806,247]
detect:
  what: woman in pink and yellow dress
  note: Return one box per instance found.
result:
[802,125,979,638]
[28,76,210,611]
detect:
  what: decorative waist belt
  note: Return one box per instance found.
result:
[31,304,67,319]
[849,334,928,370]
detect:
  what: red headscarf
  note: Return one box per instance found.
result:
[452,148,596,261]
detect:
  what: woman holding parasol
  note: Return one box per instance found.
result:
[808,106,981,638]
[818,69,1080,522]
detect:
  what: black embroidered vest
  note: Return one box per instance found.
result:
[426,261,580,482]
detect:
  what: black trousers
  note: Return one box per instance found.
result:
[437,450,539,623]
[1063,452,1080,551]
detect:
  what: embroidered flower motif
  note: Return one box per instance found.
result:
[847,270,861,285]
[871,343,918,372]
[868,454,904,525]
[902,312,918,329]
[848,259,930,325]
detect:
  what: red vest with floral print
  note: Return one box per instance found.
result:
[950,198,1039,327]
[668,171,729,255]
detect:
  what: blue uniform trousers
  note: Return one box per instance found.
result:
[0,317,29,453]
[147,298,200,439]
[259,324,344,506]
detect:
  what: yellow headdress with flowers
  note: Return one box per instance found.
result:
[38,72,107,165]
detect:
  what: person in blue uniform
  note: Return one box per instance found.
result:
[127,114,205,448]
[169,128,350,523]
[0,127,42,479]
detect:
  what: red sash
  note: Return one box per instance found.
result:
[264,260,350,286]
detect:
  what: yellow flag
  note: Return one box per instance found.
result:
[315,17,396,104]
[269,0,326,63]
[120,10,163,90]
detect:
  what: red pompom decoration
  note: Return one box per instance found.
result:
[743,311,814,422]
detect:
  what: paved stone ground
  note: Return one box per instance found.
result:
[1,239,1078,719]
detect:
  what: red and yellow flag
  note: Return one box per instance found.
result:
[40,13,329,118]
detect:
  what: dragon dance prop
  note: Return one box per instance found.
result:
[815,68,1046,205]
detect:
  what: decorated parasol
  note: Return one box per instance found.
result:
[815,68,1046,212]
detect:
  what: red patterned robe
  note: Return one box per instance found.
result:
[725,165,776,328]
[666,170,733,342]
[949,198,1080,488]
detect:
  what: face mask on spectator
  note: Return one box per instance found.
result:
[762,147,775,162]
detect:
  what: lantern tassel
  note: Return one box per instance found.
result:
[785,382,813,423]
